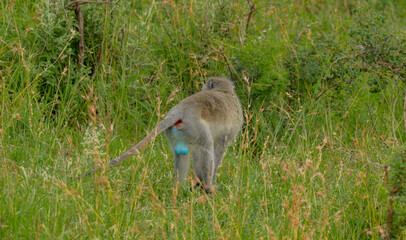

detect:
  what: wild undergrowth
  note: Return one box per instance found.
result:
[1,0,405,239]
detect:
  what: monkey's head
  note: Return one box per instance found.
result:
[202,77,235,92]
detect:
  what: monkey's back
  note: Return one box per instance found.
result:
[175,89,243,132]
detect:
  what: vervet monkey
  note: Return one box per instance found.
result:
[90,77,243,193]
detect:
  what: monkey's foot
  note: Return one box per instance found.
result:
[192,183,222,194]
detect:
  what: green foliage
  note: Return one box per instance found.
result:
[347,9,406,91]
[231,36,289,101]
[28,1,89,122]
[286,8,405,98]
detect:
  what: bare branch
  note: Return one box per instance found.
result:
[65,0,120,9]
[329,51,364,70]
[403,91,406,134]
[392,94,399,145]
[245,0,256,36]
[315,81,343,101]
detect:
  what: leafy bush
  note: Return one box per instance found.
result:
[26,1,124,123]
[28,1,88,122]
[347,9,406,90]
[284,9,405,107]
[231,36,289,101]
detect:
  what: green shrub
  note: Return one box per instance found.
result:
[231,36,289,102]
[285,8,405,102]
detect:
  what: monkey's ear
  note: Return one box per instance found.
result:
[206,79,215,89]
[231,81,236,90]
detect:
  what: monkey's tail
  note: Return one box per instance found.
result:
[107,112,181,167]
[79,112,181,179]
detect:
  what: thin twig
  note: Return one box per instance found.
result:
[201,50,234,81]
[66,214,74,230]
[368,160,388,168]
[367,104,388,146]
[377,61,406,72]
[0,216,4,231]
[65,0,119,9]
[403,91,406,134]
[245,0,256,36]
[329,51,364,70]
[392,95,399,145]
[315,81,343,101]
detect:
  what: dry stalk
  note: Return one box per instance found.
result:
[403,91,406,134]
[392,85,399,145]
[65,0,120,8]
[366,104,387,146]
[245,0,256,38]
[315,81,344,101]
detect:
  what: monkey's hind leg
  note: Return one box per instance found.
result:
[190,142,215,193]
[213,136,229,182]
[174,153,190,185]
[165,126,190,185]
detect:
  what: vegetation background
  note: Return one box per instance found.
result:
[1,0,405,239]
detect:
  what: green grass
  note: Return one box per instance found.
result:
[1,0,405,239]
